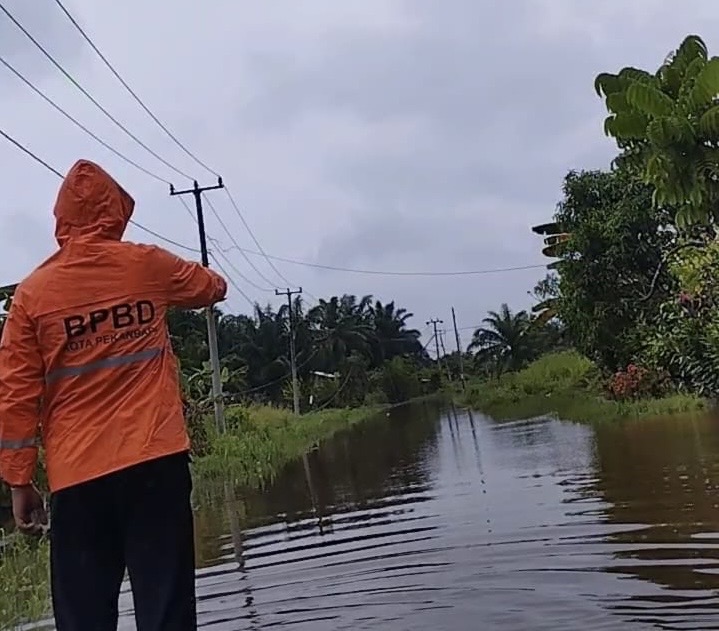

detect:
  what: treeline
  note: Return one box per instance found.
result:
[169,296,440,410]
[473,34,719,402]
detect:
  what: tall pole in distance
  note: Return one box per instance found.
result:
[438,329,453,382]
[276,287,303,415]
[452,307,467,391]
[170,178,226,434]
[427,318,443,379]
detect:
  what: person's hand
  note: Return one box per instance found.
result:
[11,484,47,536]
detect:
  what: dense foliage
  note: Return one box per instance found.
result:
[551,170,674,370]
[523,34,719,400]
[597,35,719,227]
[167,294,433,411]
[467,303,561,376]
[467,35,719,403]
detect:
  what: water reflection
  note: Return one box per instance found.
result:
[22,403,719,629]
[592,417,719,627]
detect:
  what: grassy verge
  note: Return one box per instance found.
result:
[461,351,706,423]
[192,404,381,488]
[0,534,50,629]
[0,404,382,629]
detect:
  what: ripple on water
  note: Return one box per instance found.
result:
[25,405,719,630]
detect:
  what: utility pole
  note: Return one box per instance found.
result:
[276,287,303,414]
[426,318,444,378]
[170,178,226,434]
[438,329,452,382]
[452,307,467,391]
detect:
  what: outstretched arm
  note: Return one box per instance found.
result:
[149,246,228,309]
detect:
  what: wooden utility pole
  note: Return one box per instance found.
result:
[170,178,226,434]
[452,307,467,391]
[276,287,303,414]
[426,318,444,378]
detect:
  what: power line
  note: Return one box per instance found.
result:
[44,0,315,298]
[0,2,193,182]
[208,251,256,309]
[0,126,198,253]
[51,0,218,178]
[203,196,274,290]
[219,243,548,277]
[177,179,324,301]
[47,0,292,305]
[0,53,169,185]
[223,186,296,287]
[0,128,62,178]
[176,196,273,293]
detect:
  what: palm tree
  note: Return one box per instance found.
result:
[308,294,372,371]
[468,304,536,375]
[368,300,423,368]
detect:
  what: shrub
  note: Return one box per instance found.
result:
[372,357,422,404]
[508,350,599,395]
[607,364,671,401]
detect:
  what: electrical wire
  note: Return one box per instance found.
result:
[0,126,198,252]
[0,53,169,185]
[224,349,320,398]
[208,251,256,309]
[24,2,543,289]
[220,242,549,277]
[203,196,274,290]
[0,2,193,182]
[179,198,318,302]
[51,0,219,178]
[223,186,297,287]
[46,0,327,298]
[176,196,273,293]
[49,0,300,298]
[315,369,354,411]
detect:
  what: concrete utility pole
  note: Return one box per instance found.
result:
[438,329,453,382]
[426,318,444,378]
[276,287,303,414]
[170,178,226,434]
[452,307,467,391]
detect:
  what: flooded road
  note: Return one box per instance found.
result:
[184,402,719,630]
[28,401,719,629]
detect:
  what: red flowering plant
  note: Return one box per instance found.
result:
[607,363,670,401]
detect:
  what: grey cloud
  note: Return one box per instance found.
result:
[5,0,719,333]
[0,0,84,83]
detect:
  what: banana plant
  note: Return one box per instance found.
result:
[596,35,719,228]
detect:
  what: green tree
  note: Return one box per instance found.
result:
[596,34,719,228]
[368,300,423,368]
[468,303,537,374]
[550,169,674,370]
[308,295,372,371]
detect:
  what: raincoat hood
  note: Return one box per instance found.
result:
[53,159,135,246]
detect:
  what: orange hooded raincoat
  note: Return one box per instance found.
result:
[0,160,227,492]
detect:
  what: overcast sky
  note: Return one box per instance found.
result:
[1,1,718,344]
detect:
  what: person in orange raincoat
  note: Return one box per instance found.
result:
[0,159,227,630]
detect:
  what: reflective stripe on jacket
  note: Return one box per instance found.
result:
[0,159,227,491]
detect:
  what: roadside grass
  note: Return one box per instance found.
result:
[462,351,706,423]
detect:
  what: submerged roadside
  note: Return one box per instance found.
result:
[0,404,384,629]
[458,351,706,424]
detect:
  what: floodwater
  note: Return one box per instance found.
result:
[26,401,719,629]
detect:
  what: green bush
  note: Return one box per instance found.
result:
[507,351,599,395]
[462,351,705,423]
[371,357,422,404]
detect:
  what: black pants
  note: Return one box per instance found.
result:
[50,452,197,631]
